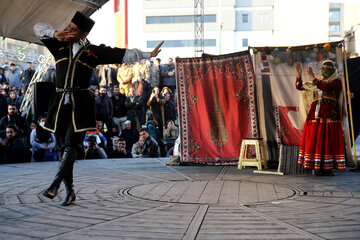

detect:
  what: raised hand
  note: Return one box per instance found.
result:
[54,30,76,42]
[151,41,164,57]
[307,67,315,80]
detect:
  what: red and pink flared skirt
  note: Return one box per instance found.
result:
[298,119,346,171]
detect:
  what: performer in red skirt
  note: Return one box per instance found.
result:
[295,60,346,176]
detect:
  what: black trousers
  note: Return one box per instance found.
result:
[49,104,85,191]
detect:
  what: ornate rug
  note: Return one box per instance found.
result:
[176,51,259,164]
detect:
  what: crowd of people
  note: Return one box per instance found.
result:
[0,57,179,163]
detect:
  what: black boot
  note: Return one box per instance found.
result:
[60,183,76,206]
[59,147,78,206]
[42,151,65,199]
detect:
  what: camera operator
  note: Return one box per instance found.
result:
[84,135,107,159]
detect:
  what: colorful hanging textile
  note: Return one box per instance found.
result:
[176,51,259,164]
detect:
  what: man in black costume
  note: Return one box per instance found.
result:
[34,11,163,206]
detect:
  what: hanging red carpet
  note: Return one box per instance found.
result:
[176,51,259,164]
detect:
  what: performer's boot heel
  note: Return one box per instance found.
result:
[61,183,76,206]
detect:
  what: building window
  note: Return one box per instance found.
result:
[329,23,340,33]
[147,39,216,48]
[242,38,248,47]
[242,14,248,23]
[146,15,216,24]
[329,10,340,19]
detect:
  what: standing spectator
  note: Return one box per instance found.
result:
[147,86,165,129]
[161,58,176,93]
[108,138,132,158]
[125,87,143,130]
[120,120,139,152]
[0,86,8,119]
[109,64,118,89]
[117,63,133,96]
[0,67,7,84]
[0,103,30,140]
[6,63,22,90]
[95,85,113,129]
[43,64,56,84]
[111,85,127,130]
[21,62,35,92]
[147,60,160,88]
[139,127,160,157]
[163,92,176,123]
[155,58,163,87]
[0,125,29,164]
[30,116,56,162]
[132,75,152,125]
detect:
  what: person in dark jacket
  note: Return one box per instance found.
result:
[111,84,127,130]
[125,87,143,130]
[132,75,152,125]
[108,138,132,158]
[95,85,113,129]
[160,58,176,93]
[139,127,160,157]
[0,125,29,164]
[0,88,8,119]
[147,87,165,129]
[0,103,30,140]
[21,62,35,92]
[120,120,139,152]
[0,67,7,84]
[34,11,163,206]
[163,92,176,123]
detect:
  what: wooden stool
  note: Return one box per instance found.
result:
[238,138,267,170]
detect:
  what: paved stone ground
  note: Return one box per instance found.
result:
[0,157,360,240]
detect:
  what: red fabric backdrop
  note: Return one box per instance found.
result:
[176,51,259,164]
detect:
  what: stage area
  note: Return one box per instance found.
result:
[0,158,359,239]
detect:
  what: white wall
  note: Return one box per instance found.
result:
[273,0,329,46]
[88,0,115,47]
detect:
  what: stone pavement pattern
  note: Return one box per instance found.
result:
[0,158,360,240]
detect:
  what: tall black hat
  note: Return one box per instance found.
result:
[71,11,95,33]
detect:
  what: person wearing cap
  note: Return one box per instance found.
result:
[295,60,346,176]
[34,11,163,206]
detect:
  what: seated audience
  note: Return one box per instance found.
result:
[139,127,160,157]
[0,103,30,140]
[0,125,29,163]
[105,123,121,152]
[146,119,161,141]
[131,137,145,158]
[120,120,139,152]
[84,135,107,159]
[162,120,179,155]
[108,138,133,158]
[30,116,56,162]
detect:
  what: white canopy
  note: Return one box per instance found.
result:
[0,0,109,45]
